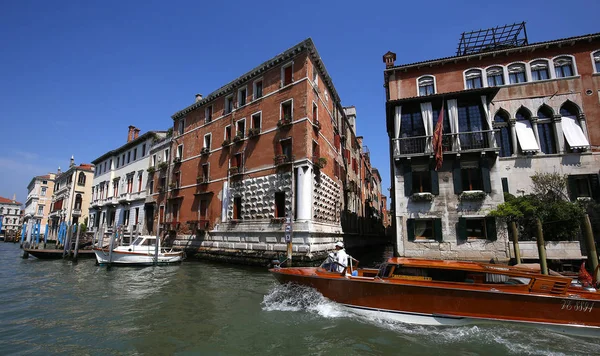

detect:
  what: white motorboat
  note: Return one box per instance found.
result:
[93,235,184,266]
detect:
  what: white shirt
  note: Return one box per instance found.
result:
[335,248,348,272]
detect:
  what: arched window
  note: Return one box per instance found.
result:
[493,110,512,157]
[508,64,527,84]
[514,108,539,154]
[560,102,579,120]
[593,51,600,73]
[400,107,425,154]
[530,60,550,81]
[537,106,557,154]
[457,99,487,149]
[486,66,504,86]
[553,56,575,78]
[78,172,86,185]
[74,194,82,210]
[465,69,483,89]
[560,102,586,152]
[417,76,435,96]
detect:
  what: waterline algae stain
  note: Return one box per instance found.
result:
[1,243,599,355]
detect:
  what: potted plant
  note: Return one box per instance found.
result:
[196,175,208,183]
[316,157,327,169]
[248,128,260,137]
[158,162,168,170]
[277,116,292,128]
[147,166,156,174]
[168,182,177,190]
[233,132,244,143]
[221,139,231,147]
[459,190,486,201]
[411,192,434,202]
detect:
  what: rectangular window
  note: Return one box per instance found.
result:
[113,181,119,197]
[225,95,233,114]
[236,119,245,138]
[466,218,486,240]
[173,171,180,189]
[164,148,170,162]
[160,177,166,191]
[225,125,232,142]
[135,207,139,225]
[238,87,247,107]
[109,159,112,170]
[37,206,44,215]
[123,209,130,226]
[149,179,154,194]
[568,174,599,201]
[461,167,484,191]
[281,139,292,161]
[133,148,137,161]
[138,174,143,192]
[312,102,318,123]
[412,170,432,193]
[275,192,286,218]
[104,162,107,172]
[178,118,184,135]
[116,156,120,168]
[142,144,146,157]
[282,64,293,86]
[41,187,46,196]
[253,80,263,100]
[501,177,509,194]
[202,164,209,181]
[122,154,126,166]
[127,151,131,164]
[128,176,133,193]
[312,141,320,158]
[199,199,208,219]
[152,154,157,167]
[205,106,213,123]
[252,112,261,130]
[233,153,243,170]
[172,202,179,222]
[281,100,292,121]
[204,134,211,149]
[177,145,183,159]
[312,67,318,85]
[233,197,242,220]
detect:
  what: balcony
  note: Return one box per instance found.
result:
[72,208,82,217]
[392,130,498,159]
[118,193,130,203]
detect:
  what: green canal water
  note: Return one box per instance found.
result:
[1,242,599,355]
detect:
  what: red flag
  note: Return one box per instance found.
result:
[579,262,593,287]
[432,101,445,171]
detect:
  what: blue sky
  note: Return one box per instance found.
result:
[0,0,598,204]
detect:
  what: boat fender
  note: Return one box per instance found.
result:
[128,249,132,252]
[351,270,358,276]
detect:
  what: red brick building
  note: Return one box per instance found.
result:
[147,39,383,264]
[385,24,600,261]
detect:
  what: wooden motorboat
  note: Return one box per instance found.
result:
[269,257,600,337]
[23,248,95,259]
[93,235,184,266]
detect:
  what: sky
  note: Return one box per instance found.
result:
[1,0,598,205]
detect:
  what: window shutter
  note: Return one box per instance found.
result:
[403,161,413,197]
[430,165,439,195]
[485,217,497,241]
[457,217,467,243]
[501,177,509,194]
[567,175,578,201]
[453,161,463,194]
[434,218,443,242]
[406,218,415,241]
[481,158,492,193]
[589,174,600,203]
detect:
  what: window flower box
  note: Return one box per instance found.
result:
[158,162,168,170]
[147,166,156,174]
[313,156,327,169]
[248,128,260,138]
[411,192,434,202]
[168,182,178,190]
[459,190,486,201]
[221,139,231,147]
[312,120,321,131]
[173,157,182,164]
[201,147,210,155]
[277,117,292,129]
[274,154,293,166]
[233,133,244,143]
[196,176,209,184]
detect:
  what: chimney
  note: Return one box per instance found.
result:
[383,51,397,68]
[12,193,16,203]
[57,166,61,174]
[195,93,203,102]
[127,125,136,142]
[70,155,75,168]
[133,127,140,140]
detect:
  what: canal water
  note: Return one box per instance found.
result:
[1,242,599,356]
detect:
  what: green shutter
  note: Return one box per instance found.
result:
[457,217,467,243]
[434,218,443,242]
[589,174,600,203]
[403,161,413,197]
[406,218,415,241]
[567,175,578,201]
[485,216,497,241]
[453,160,463,194]
[481,158,492,193]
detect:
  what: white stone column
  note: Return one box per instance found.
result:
[553,116,565,154]
[296,166,313,221]
[578,114,589,138]
[509,120,518,156]
[531,117,540,152]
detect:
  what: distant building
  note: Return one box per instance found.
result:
[384,24,600,262]
[0,195,22,235]
[23,173,56,232]
[148,38,385,264]
[48,157,94,239]
[88,126,167,240]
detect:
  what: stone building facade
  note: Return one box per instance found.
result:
[24,173,56,231]
[384,27,600,262]
[88,126,167,241]
[0,196,22,235]
[149,38,385,264]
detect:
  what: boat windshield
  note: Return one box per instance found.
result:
[131,237,144,246]
[131,237,156,246]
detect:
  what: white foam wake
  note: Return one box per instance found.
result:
[261,283,348,318]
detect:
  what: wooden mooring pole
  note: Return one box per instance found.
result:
[62,223,71,259]
[73,223,82,262]
[536,218,548,275]
[510,221,521,265]
[107,227,116,269]
[582,213,599,281]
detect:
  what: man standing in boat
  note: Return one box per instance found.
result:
[332,241,348,273]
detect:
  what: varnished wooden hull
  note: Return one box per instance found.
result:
[24,248,96,259]
[269,267,600,336]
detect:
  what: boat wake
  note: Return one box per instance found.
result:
[262,283,600,356]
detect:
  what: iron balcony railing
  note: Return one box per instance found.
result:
[392,130,498,158]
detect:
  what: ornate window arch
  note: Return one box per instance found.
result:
[537,105,557,154]
[417,75,436,96]
[530,59,550,81]
[486,66,505,86]
[592,50,600,73]
[553,55,576,78]
[464,69,483,89]
[508,63,527,84]
[77,172,86,185]
[493,109,512,157]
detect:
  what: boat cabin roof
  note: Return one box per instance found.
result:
[386,258,571,281]
[131,236,157,246]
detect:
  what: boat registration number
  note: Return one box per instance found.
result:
[561,299,594,313]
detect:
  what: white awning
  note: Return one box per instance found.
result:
[515,120,539,153]
[561,116,589,149]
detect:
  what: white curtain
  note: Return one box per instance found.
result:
[515,120,540,152]
[448,99,460,151]
[221,181,229,223]
[480,95,495,147]
[420,102,433,152]
[394,106,402,156]
[561,116,590,149]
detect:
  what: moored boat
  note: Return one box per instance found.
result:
[93,235,184,266]
[269,257,600,337]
